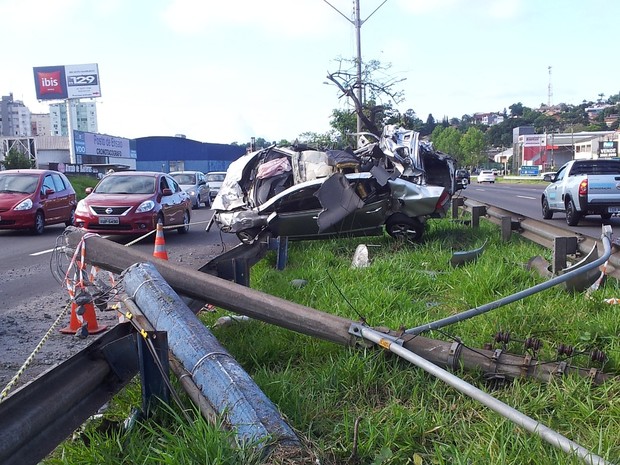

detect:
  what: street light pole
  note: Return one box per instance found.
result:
[323,0,388,147]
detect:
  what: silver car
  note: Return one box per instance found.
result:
[170,171,210,209]
[206,171,227,203]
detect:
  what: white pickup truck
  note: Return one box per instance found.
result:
[541,159,620,225]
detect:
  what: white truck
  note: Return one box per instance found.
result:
[541,159,620,225]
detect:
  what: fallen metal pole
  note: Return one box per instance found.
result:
[353,325,611,465]
[122,262,302,456]
[63,228,610,385]
[405,225,613,335]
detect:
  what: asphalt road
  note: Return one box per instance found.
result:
[0,207,238,312]
[461,181,620,240]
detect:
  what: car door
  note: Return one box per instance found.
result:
[546,165,567,210]
[159,175,182,225]
[51,173,74,222]
[197,173,209,200]
[41,174,64,223]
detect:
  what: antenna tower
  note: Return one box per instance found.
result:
[547,66,553,107]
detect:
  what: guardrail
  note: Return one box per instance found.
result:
[457,197,620,281]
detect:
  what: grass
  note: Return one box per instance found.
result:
[67,174,99,200]
[44,216,620,465]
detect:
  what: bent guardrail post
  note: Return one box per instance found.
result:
[122,262,303,458]
[405,225,613,336]
[350,325,612,465]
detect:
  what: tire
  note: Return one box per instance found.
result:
[33,211,45,235]
[601,213,612,220]
[565,198,581,226]
[385,214,424,244]
[192,196,200,210]
[65,208,75,227]
[177,210,190,234]
[541,197,553,219]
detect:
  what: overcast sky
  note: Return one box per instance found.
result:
[2,0,618,145]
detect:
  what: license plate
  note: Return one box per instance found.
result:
[99,216,119,225]
[608,207,620,213]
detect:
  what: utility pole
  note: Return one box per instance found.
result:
[323,0,388,146]
[547,65,553,107]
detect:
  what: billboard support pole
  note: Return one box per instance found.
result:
[66,99,76,164]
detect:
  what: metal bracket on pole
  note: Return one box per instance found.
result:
[268,236,289,271]
[137,330,170,418]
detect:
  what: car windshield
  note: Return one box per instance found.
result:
[207,173,226,182]
[0,173,39,194]
[171,173,196,185]
[94,175,155,194]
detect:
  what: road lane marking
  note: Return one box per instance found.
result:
[517,195,536,200]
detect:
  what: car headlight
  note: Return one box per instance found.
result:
[187,189,196,196]
[14,198,33,211]
[75,200,88,214]
[136,200,156,213]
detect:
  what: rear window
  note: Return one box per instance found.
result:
[569,161,620,176]
[207,173,226,182]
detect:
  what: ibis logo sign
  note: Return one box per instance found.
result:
[33,63,101,100]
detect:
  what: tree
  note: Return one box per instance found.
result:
[1,148,34,169]
[431,126,462,161]
[459,127,487,168]
[325,58,406,137]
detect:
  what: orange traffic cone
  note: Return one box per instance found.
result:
[60,291,108,337]
[153,221,168,260]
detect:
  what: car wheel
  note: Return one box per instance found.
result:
[65,208,76,227]
[565,198,581,226]
[385,214,424,244]
[193,196,200,210]
[177,210,190,234]
[33,211,45,235]
[541,197,553,219]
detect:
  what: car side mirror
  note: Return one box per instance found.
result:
[44,188,55,196]
[199,180,206,186]
[543,174,555,182]
[162,188,173,196]
[85,187,93,194]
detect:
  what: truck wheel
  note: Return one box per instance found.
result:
[541,197,553,219]
[565,199,581,226]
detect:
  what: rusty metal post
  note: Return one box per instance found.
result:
[451,197,464,219]
[471,205,485,228]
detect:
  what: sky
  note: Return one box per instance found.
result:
[2,0,619,145]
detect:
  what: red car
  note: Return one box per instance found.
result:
[0,169,77,234]
[74,171,192,235]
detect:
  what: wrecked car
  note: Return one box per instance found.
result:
[209,125,458,244]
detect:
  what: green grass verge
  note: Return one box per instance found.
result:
[44,218,620,465]
[67,175,99,200]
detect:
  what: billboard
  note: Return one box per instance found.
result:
[33,63,101,100]
[73,130,135,159]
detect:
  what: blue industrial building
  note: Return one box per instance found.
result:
[134,136,246,173]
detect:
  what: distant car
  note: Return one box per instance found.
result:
[541,171,556,182]
[206,171,227,203]
[74,171,192,235]
[455,169,470,187]
[477,170,496,183]
[169,171,210,209]
[0,169,77,235]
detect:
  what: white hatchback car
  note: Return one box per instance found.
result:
[477,170,496,183]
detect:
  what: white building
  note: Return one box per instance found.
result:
[49,101,98,136]
[0,94,32,137]
[31,113,51,136]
